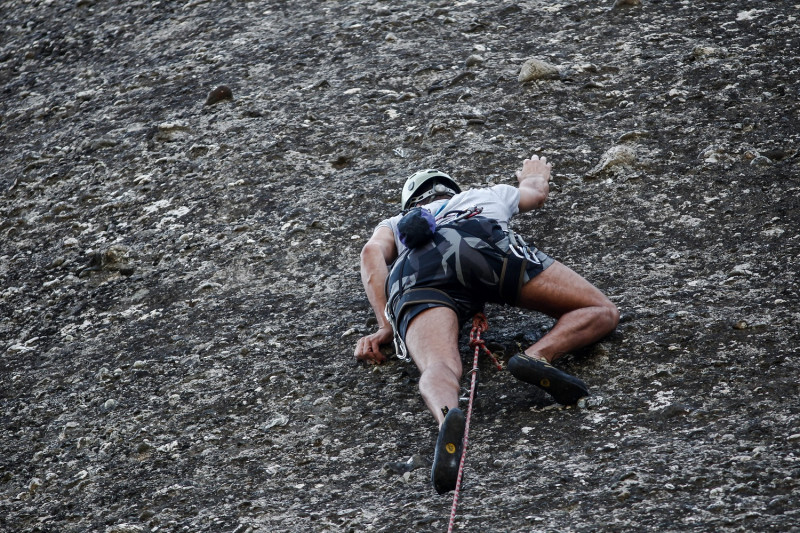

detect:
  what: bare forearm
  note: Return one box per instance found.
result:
[360,247,392,329]
[519,175,549,208]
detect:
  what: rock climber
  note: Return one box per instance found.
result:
[354,155,620,494]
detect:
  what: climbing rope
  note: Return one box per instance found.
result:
[447,313,502,533]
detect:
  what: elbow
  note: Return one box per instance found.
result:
[360,241,379,263]
[520,193,548,212]
[518,183,549,212]
[360,229,397,268]
[360,241,390,269]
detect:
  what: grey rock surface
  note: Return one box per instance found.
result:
[1,1,798,532]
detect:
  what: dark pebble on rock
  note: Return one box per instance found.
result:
[205,85,233,106]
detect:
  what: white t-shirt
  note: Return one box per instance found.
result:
[377,184,521,253]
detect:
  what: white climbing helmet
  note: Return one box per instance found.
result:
[401,169,461,210]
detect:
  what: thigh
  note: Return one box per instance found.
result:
[518,260,613,319]
[405,306,462,376]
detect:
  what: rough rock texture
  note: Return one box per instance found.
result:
[1,1,799,532]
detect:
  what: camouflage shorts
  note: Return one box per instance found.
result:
[386,216,553,345]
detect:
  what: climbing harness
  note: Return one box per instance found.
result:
[384,206,485,362]
[447,313,502,533]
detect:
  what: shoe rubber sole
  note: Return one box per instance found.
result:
[507,354,589,405]
[431,407,465,494]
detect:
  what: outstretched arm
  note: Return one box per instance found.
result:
[516,155,552,213]
[354,225,397,364]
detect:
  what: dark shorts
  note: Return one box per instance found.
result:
[387,216,553,342]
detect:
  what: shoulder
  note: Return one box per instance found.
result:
[364,224,398,258]
[378,212,404,229]
[375,215,405,254]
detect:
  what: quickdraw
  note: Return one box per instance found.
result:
[506,228,541,265]
[436,205,484,225]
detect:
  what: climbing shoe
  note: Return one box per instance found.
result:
[508,354,589,405]
[431,407,465,494]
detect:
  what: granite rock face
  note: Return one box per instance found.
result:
[1,1,799,532]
